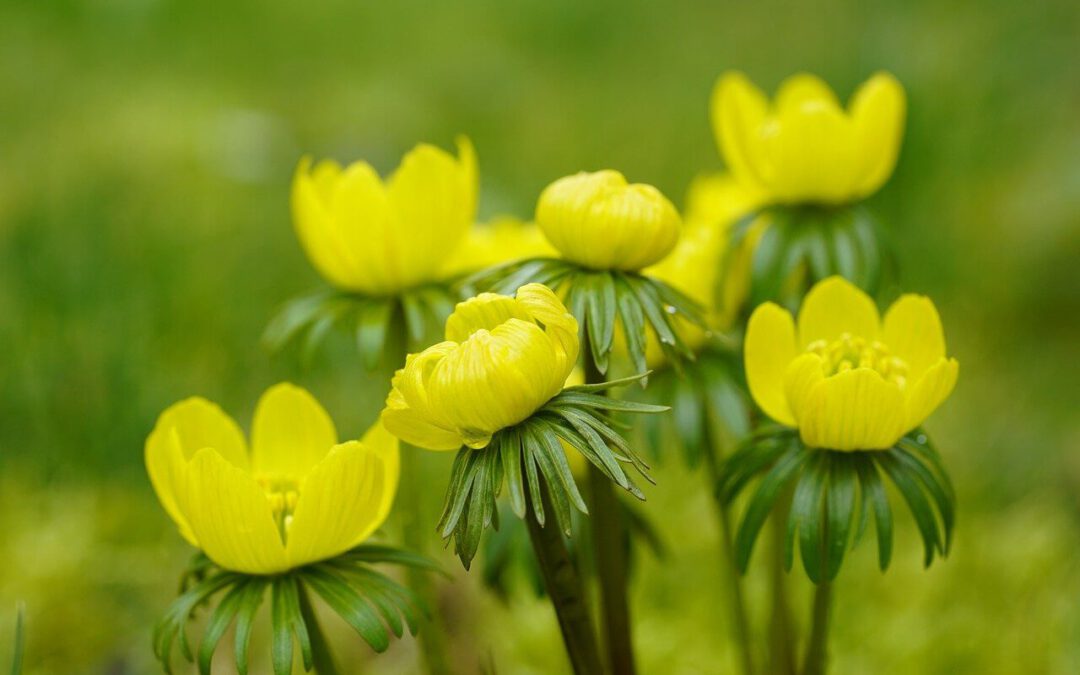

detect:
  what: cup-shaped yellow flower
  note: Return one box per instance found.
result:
[711,71,906,205]
[145,383,399,575]
[292,136,478,295]
[745,276,958,451]
[381,283,579,450]
[536,170,680,271]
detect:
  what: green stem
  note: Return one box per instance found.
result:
[801,580,832,675]
[400,446,453,675]
[524,479,605,675]
[702,428,755,675]
[298,586,342,675]
[583,345,637,675]
[768,508,798,675]
[10,602,25,675]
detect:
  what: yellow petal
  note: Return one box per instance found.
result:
[428,319,561,448]
[145,397,249,545]
[799,369,907,451]
[291,157,360,289]
[797,276,879,347]
[514,283,580,373]
[445,293,531,343]
[251,383,337,478]
[441,216,556,277]
[285,436,398,567]
[775,73,841,113]
[744,302,798,426]
[904,357,958,431]
[882,293,946,381]
[455,135,479,226]
[179,449,288,574]
[783,353,826,424]
[710,71,770,191]
[766,94,859,203]
[387,143,475,287]
[381,349,464,451]
[359,421,401,530]
[850,72,906,198]
[683,172,765,227]
[328,160,395,293]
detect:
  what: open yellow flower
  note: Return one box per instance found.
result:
[711,71,905,205]
[536,170,680,271]
[381,283,579,450]
[442,215,557,277]
[291,136,478,295]
[745,276,957,451]
[145,383,399,575]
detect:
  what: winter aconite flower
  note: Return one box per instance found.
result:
[536,170,680,271]
[381,283,579,450]
[291,137,478,295]
[145,383,399,574]
[745,276,957,451]
[711,71,906,205]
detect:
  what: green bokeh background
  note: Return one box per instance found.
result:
[1,0,1078,673]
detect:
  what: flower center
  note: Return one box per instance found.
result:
[806,332,909,388]
[256,474,301,542]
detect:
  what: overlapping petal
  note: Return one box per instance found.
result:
[798,368,908,451]
[252,383,337,478]
[381,284,579,451]
[536,170,680,271]
[797,276,879,347]
[744,302,798,426]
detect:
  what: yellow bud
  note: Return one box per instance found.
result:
[291,136,478,295]
[535,170,680,271]
[381,283,579,451]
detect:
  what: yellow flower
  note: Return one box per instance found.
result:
[535,170,680,271]
[145,383,399,575]
[745,277,958,451]
[381,283,579,450]
[442,215,557,277]
[683,172,769,321]
[291,136,478,295]
[711,71,906,205]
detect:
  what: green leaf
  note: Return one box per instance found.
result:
[198,580,250,675]
[233,580,267,675]
[749,217,788,306]
[825,457,857,581]
[522,436,545,527]
[304,568,390,652]
[341,545,444,575]
[585,272,616,374]
[794,456,830,584]
[614,275,649,381]
[401,292,428,347]
[734,445,808,573]
[438,449,478,538]
[563,371,651,393]
[270,578,296,675]
[855,458,893,571]
[500,429,527,518]
[534,425,589,515]
[891,446,955,554]
[672,379,703,467]
[262,290,335,352]
[876,453,940,567]
[356,299,393,369]
[650,276,707,328]
[716,435,790,504]
[550,390,668,414]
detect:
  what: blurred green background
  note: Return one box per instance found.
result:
[1,0,1078,673]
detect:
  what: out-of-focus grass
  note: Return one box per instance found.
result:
[0,0,1077,673]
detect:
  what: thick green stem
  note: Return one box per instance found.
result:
[802,580,832,675]
[524,480,605,675]
[298,586,343,675]
[400,447,453,675]
[702,427,755,675]
[768,508,798,675]
[583,346,637,675]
